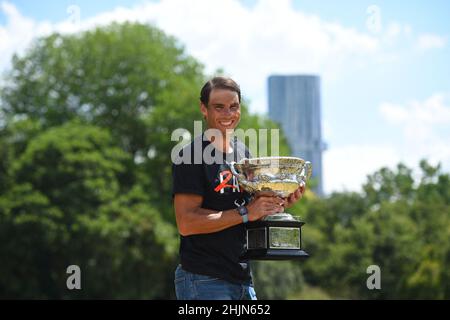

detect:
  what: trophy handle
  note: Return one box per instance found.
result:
[229,161,245,180]
[297,161,312,185]
[229,160,254,191]
[304,161,312,181]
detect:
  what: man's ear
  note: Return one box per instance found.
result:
[200,103,208,119]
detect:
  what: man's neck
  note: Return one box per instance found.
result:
[205,129,234,153]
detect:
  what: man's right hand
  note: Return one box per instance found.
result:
[246,194,284,222]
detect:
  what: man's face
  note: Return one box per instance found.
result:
[201,88,241,134]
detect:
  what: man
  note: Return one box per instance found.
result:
[172,76,305,300]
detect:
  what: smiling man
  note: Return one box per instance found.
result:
[172,76,305,300]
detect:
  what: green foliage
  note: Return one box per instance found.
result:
[252,261,304,299]
[0,118,43,194]
[0,22,207,224]
[1,23,204,155]
[13,121,129,212]
[0,133,9,194]
[0,183,65,298]
[291,160,450,299]
[0,122,177,298]
[288,284,332,300]
[75,185,178,299]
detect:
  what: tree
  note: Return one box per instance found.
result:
[1,23,204,155]
[291,161,449,299]
[0,122,177,298]
[252,261,305,299]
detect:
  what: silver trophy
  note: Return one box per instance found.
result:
[230,157,312,260]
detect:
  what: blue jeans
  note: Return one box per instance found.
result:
[174,265,257,300]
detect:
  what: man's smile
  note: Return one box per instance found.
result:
[218,119,235,127]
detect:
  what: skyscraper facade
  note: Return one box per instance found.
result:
[268,75,325,196]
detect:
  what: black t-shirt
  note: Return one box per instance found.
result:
[172,133,253,285]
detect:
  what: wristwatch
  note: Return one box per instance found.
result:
[237,205,249,224]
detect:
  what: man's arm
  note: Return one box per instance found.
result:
[174,193,285,236]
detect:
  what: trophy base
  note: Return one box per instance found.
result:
[240,218,309,261]
[240,249,309,261]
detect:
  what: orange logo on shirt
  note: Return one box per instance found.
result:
[214,170,241,193]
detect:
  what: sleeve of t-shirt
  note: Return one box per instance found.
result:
[172,161,205,197]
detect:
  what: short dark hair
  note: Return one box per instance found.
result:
[200,76,241,106]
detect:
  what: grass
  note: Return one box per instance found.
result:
[288,285,333,300]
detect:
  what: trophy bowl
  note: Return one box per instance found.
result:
[230,157,312,220]
[229,156,312,260]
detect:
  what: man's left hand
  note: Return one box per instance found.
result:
[283,184,306,209]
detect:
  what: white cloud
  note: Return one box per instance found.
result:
[323,94,450,193]
[323,145,400,194]
[379,93,450,174]
[126,0,382,114]
[0,2,53,71]
[416,33,447,50]
[380,93,450,130]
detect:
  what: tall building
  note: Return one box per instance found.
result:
[268,75,325,196]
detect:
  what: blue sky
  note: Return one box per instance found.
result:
[4,0,449,36]
[0,0,142,23]
[1,0,449,193]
